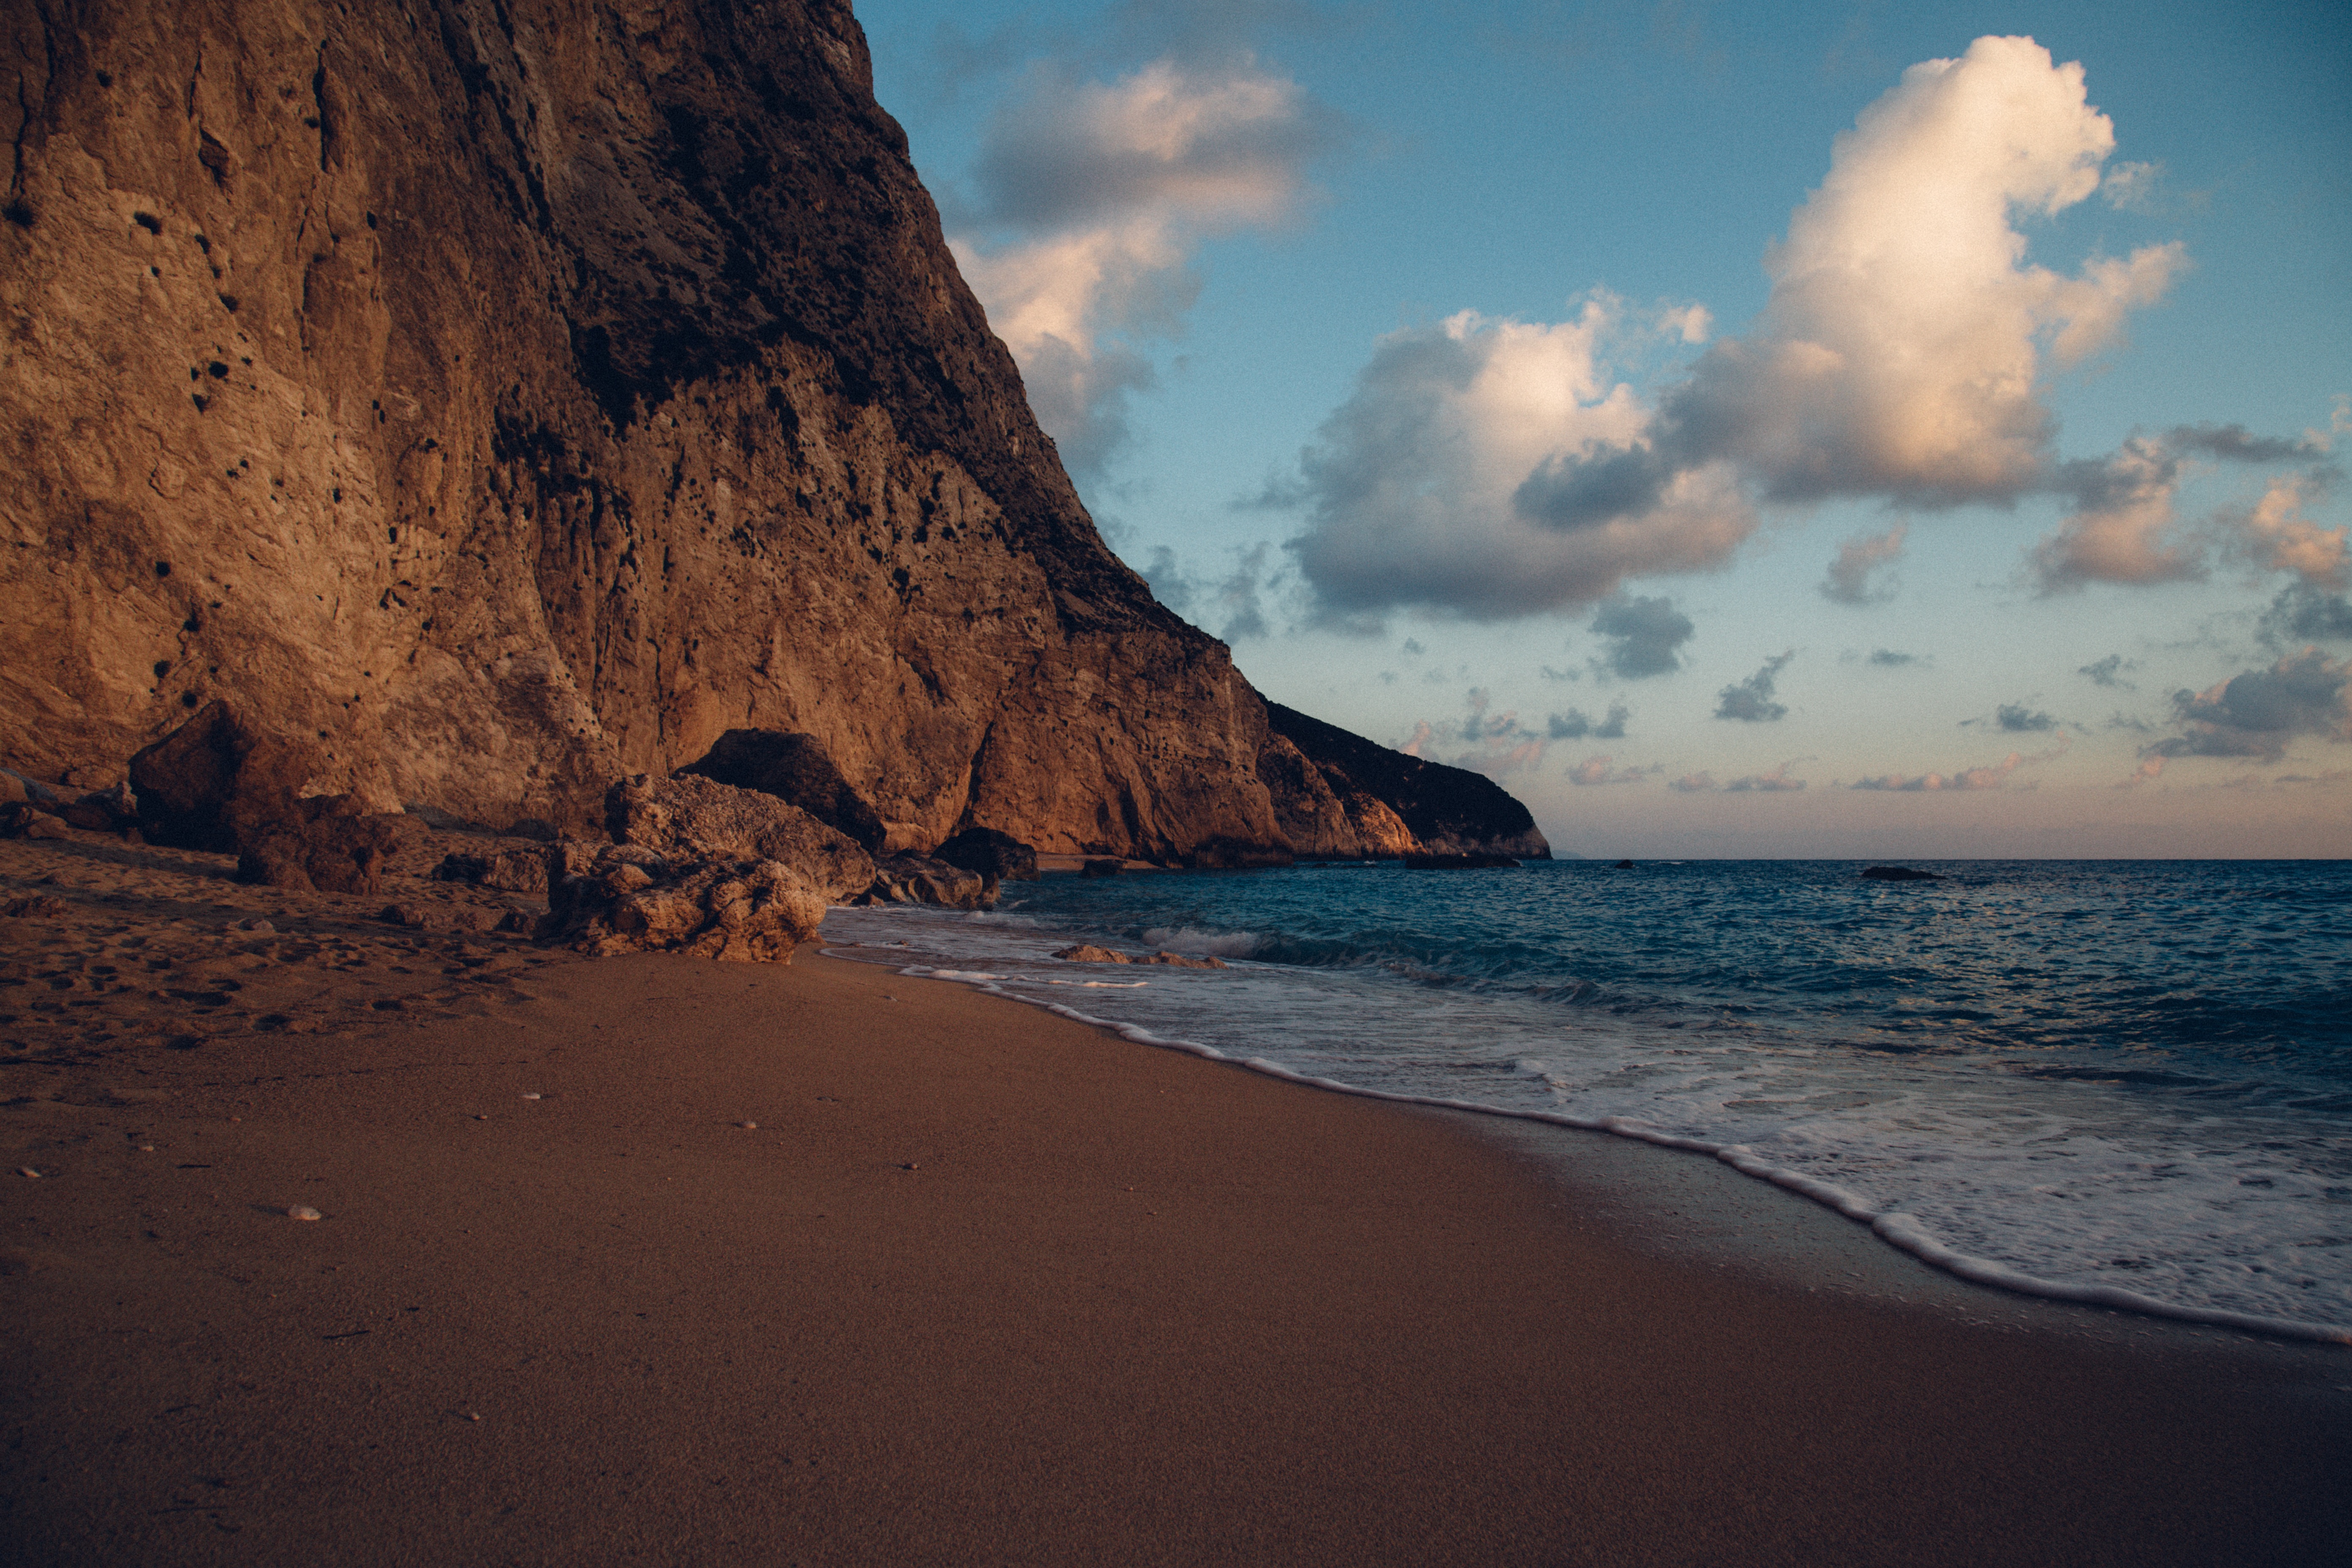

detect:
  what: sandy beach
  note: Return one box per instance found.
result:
[4,825,2348,1566]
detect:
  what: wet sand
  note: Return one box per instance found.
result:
[4,828,2348,1565]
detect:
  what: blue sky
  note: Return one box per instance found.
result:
[859,0,2352,857]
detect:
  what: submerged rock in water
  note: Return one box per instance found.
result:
[1052,944,1226,970]
[1861,865,1942,882]
[1403,853,1520,870]
[858,854,995,910]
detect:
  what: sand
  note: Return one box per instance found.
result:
[4,825,2348,1566]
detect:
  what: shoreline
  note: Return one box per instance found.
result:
[5,833,2349,1562]
[841,941,2352,1359]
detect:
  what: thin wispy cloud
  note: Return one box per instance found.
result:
[949,53,1336,475]
[1820,524,1907,605]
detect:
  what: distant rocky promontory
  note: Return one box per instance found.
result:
[0,0,1544,890]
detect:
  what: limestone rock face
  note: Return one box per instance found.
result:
[0,0,1288,861]
[605,775,871,904]
[1266,704,1550,861]
[677,730,887,855]
[932,826,1037,884]
[541,847,825,963]
[1256,732,1365,860]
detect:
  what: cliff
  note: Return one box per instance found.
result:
[0,0,1543,866]
[1266,705,1551,860]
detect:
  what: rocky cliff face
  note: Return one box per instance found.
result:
[1,0,1541,866]
[1266,705,1551,861]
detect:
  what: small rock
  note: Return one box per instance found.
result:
[1080,857,1122,878]
[1053,944,1132,964]
[901,1161,918,1171]
[16,1167,40,1179]
[287,1204,322,1220]
[737,1120,758,1129]
[521,1092,543,1100]
[1145,950,1228,970]
[377,903,431,928]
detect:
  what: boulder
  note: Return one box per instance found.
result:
[432,849,550,895]
[677,731,887,855]
[541,846,825,963]
[1,805,70,841]
[605,775,874,903]
[236,803,426,895]
[858,854,996,910]
[1081,859,1123,878]
[933,827,1039,884]
[1051,944,1227,970]
[128,700,399,855]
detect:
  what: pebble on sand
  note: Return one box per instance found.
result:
[521,1092,543,1100]
[16,1167,40,1178]
[737,1120,758,1129]
[287,1205,323,1221]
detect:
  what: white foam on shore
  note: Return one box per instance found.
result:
[828,939,2352,1348]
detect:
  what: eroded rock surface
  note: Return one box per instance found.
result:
[1266,704,1549,860]
[606,774,872,903]
[0,0,1293,861]
[540,846,825,963]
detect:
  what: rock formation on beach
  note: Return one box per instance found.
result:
[0,0,1545,890]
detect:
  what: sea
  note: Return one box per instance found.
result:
[822,859,2352,1343]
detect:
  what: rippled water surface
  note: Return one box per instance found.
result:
[825,860,2352,1338]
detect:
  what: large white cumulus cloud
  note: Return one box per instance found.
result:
[1285,302,1751,618]
[951,57,1328,475]
[1283,35,2190,619]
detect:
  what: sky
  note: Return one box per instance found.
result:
[856,0,2352,857]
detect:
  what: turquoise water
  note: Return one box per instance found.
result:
[825,860,2352,1340]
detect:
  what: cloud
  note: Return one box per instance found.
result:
[1590,594,1695,678]
[2231,470,2347,589]
[1819,524,1907,605]
[2029,431,2335,594]
[1727,762,1807,792]
[2119,756,2165,788]
[949,56,1332,475]
[1867,648,1921,667]
[1278,301,1755,618]
[2145,648,2352,762]
[1852,735,2068,791]
[1279,36,2188,619]
[1566,755,1651,786]
[1397,690,1549,776]
[1993,703,2058,732]
[1677,760,1808,792]
[1138,540,1284,640]
[1400,638,1426,656]
[2259,583,2352,648]
[2101,158,2162,211]
[1547,703,1630,740]
[1852,754,2027,791]
[1714,651,1794,722]
[2078,653,2137,689]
